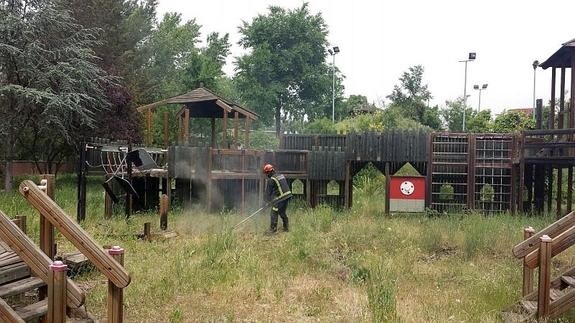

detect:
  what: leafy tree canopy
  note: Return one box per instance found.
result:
[235,3,340,135]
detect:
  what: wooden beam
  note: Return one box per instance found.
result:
[222,111,228,148]
[163,111,169,148]
[211,118,216,148]
[550,67,556,129]
[47,261,67,323]
[40,174,55,260]
[234,112,239,148]
[571,55,575,129]
[558,168,563,218]
[146,110,152,146]
[537,235,552,320]
[522,227,535,296]
[569,167,573,212]
[183,108,190,145]
[108,247,125,323]
[385,162,390,215]
[560,68,566,130]
[244,118,251,148]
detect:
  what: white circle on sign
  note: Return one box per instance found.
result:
[400,181,415,196]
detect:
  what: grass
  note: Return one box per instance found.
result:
[1,175,575,322]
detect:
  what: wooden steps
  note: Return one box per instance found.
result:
[0,276,44,298]
[503,273,575,322]
[15,299,47,321]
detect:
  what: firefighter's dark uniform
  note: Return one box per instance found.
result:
[266,172,292,232]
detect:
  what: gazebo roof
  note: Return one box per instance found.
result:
[540,38,575,69]
[136,87,259,120]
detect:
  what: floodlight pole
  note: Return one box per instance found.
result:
[329,46,340,123]
[459,52,476,131]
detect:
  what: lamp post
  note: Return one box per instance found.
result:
[473,83,488,111]
[328,46,340,123]
[459,52,476,131]
[532,60,539,122]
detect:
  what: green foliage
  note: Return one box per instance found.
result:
[439,184,454,201]
[0,0,111,187]
[235,4,339,133]
[249,130,279,150]
[302,118,338,134]
[367,267,398,322]
[480,184,495,202]
[492,110,535,133]
[466,109,493,133]
[441,97,474,132]
[387,65,440,129]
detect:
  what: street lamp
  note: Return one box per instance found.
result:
[473,83,488,111]
[328,46,340,123]
[459,52,476,131]
[532,60,539,121]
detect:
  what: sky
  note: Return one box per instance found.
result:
[157,0,575,114]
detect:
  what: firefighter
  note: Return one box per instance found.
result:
[263,164,292,233]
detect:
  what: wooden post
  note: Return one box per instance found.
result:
[245,118,251,149]
[160,194,168,230]
[211,118,216,148]
[559,68,566,131]
[522,227,535,296]
[467,134,476,210]
[222,111,228,148]
[146,110,152,146]
[234,112,239,148]
[547,165,553,214]
[77,144,87,222]
[47,261,67,323]
[550,67,556,130]
[557,168,563,218]
[344,162,350,208]
[537,235,553,320]
[143,222,151,241]
[184,108,190,145]
[385,162,390,215]
[570,55,575,129]
[108,246,125,323]
[15,215,26,235]
[125,142,133,219]
[40,174,55,260]
[569,167,573,213]
[163,111,169,148]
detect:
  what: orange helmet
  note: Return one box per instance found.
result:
[263,164,274,174]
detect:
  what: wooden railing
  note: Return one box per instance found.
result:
[513,211,575,320]
[1,179,132,322]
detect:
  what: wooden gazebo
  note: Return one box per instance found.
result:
[137,87,259,148]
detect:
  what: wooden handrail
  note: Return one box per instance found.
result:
[0,210,84,308]
[524,225,575,269]
[512,211,575,258]
[19,181,131,288]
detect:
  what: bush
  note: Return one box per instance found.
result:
[439,184,454,201]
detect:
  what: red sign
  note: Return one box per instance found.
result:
[389,176,425,200]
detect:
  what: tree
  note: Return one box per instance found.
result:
[492,110,535,133]
[441,98,475,132]
[387,65,440,129]
[467,110,493,133]
[0,0,110,189]
[67,0,157,141]
[235,3,338,136]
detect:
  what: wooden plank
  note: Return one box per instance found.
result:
[512,211,575,258]
[15,299,48,321]
[18,181,130,289]
[0,297,25,323]
[0,262,30,285]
